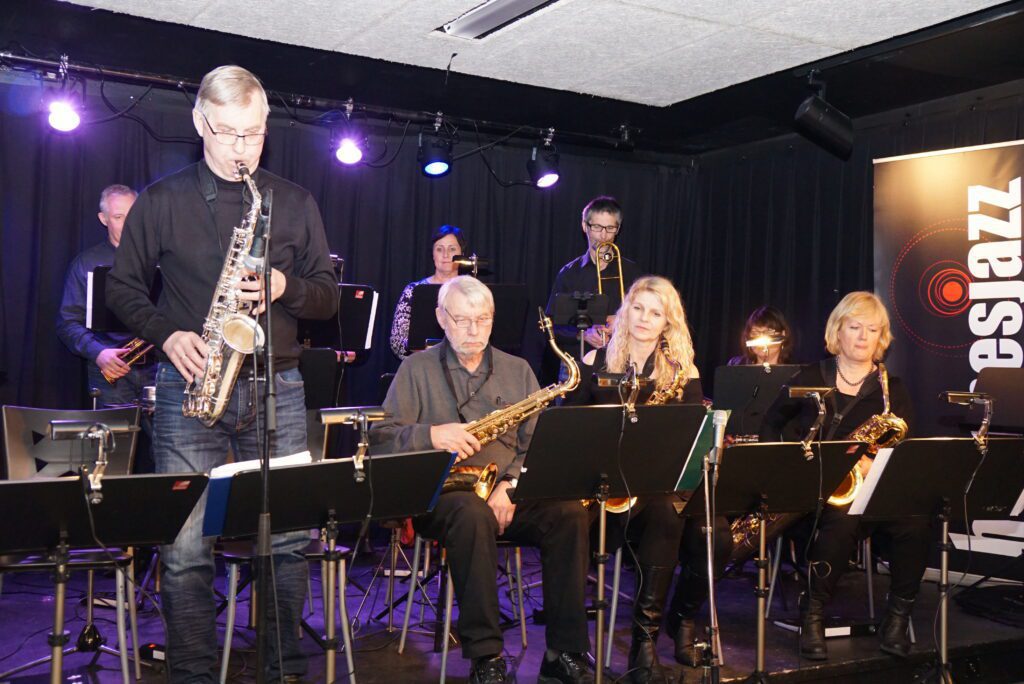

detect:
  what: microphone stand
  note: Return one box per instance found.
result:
[254,189,275,684]
[698,410,728,684]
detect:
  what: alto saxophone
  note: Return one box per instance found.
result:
[828,363,907,506]
[440,308,580,500]
[182,164,266,426]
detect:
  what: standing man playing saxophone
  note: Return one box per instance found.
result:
[108,65,337,683]
[372,276,593,684]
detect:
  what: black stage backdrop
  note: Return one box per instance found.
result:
[2,76,1023,414]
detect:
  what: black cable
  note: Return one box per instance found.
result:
[472,122,535,187]
[362,119,412,169]
[92,78,153,124]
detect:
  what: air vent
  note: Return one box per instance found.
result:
[440,0,561,40]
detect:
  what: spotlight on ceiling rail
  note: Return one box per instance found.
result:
[527,129,559,188]
[794,70,853,160]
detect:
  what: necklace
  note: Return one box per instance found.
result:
[836,359,875,386]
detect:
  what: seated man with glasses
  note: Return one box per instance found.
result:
[372,276,593,684]
[545,195,642,360]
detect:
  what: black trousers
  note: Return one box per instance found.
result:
[671,515,733,614]
[807,506,932,603]
[606,494,686,567]
[414,491,590,659]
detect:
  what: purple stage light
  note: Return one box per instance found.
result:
[535,171,559,188]
[48,100,80,132]
[335,137,363,165]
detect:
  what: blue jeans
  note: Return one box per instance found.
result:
[154,363,311,683]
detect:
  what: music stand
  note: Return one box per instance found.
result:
[297,283,379,354]
[87,266,162,333]
[851,437,1024,684]
[511,404,708,684]
[974,367,1024,432]
[202,452,453,684]
[712,365,801,436]
[682,441,866,683]
[407,283,530,354]
[547,292,611,360]
[0,473,206,683]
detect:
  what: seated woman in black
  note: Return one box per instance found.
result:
[567,275,719,683]
[728,305,794,367]
[760,291,925,662]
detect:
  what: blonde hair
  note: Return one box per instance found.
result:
[824,291,893,362]
[437,275,494,313]
[605,276,695,388]
[195,65,270,119]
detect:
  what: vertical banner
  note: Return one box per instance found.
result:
[874,141,1024,581]
[874,141,1023,435]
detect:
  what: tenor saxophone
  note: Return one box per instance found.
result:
[182,164,266,426]
[440,308,580,499]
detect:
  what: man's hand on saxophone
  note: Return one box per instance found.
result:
[237,267,287,315]
[162,330,208,383]
[430,422,481,462]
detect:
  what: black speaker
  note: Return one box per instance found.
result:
[794,94,853,160]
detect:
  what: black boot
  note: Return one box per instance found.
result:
[665,570,703,667]
[798,594,828,661]
[879,594,915,658]
[627,566,675,684]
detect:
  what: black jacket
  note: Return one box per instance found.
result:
[108,162,337,369]
[759,358,915,442]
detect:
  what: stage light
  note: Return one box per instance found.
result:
[335,136,363,165]
[418,135,452,178]
[48,99,80,132]
[793,71,853,160]
[528,146,559,188]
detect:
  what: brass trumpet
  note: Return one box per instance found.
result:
[102,337,154,384]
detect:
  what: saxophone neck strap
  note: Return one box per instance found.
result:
[439,340,494,423]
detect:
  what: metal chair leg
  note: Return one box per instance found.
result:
[604,548,622,669]
[440,572,454,684]
[339,558,357,684]
[514,548,527,649]
[765,535,784,619]
[220,562,240,684]
[115,568,130,684]
[865,537,875,621]
[398,535,423,654]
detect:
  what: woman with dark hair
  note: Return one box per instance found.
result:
[389,225,466,358]
[728,305,794,366]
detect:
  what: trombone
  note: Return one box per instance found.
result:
[593,240,626,301]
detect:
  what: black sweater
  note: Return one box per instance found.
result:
[759,358,915,442]
[108,162,338,370]
[566,348,704,406]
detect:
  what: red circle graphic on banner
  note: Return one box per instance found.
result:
[921,264,971,316]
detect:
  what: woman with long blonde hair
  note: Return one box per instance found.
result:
[569,276,712,683]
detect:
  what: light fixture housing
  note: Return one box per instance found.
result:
[527,146,560,188]
[335,135,364,165]
[47,99,81,132]
[419,136,452,177]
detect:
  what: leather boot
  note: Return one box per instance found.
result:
[879,594,915,658]
[665,571,704,667]
[798,594,828,661]
[627,566,675,684]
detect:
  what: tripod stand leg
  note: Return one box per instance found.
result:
[440,573,454,684]
[49,543,71,684]
[939,515,952,682]
[339,558,356,684]
[398,535,422,654]
[326,547,337,684]
[220,563,240,684]
[115,568,130,684]
[128,559,142,680]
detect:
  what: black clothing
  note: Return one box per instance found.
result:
[565,347,704,407]
[57,239,134,361]
[759,358,914,443]
[414,492,590,659]
[759,358,928,605]
[545,251,643,351]
[108,161,338,371]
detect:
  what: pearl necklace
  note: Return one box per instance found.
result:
[836,359,875,387]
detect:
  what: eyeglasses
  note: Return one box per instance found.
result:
[200,111,267,147]
[586,222,620,235]
[444,307,494,330]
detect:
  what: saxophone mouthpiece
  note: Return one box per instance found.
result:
[236,163,251,179]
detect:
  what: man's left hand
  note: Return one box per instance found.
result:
[488,480,516,535]
[237,268,287,314]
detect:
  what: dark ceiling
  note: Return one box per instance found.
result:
[3,0,1024,154]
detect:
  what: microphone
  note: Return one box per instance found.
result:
[595,372,652,389]
[941,391,991,406]
[710,409,728,470]
[244,188,272,271]
[788,386,834,400]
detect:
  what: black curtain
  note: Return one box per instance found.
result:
[2,76,1023,422]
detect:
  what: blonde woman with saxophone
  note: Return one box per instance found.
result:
[107,66,338,683]
[567,276,720,684]
[372,276,594,684]
[760,291,924,662]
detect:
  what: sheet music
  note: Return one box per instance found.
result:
[847,447,893,515]
[365,290,379,350]
[86,270,94,330]
[209,450,311,479]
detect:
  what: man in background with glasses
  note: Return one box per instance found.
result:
[372,276,593,684]
[546,196,643,366]
[108,65,337,684]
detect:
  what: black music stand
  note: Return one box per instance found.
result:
[407,283,530,354]
[851,437,1024,684]
[712,365,801,436]
[0,473,206,683]
[297,283,379,355]
[511,404,708,684]
[548,292,612,360]
[682,441,866,684]
[87,266,162,333]
[201,452,453,684]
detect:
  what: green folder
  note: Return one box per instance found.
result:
[675,408,729,493]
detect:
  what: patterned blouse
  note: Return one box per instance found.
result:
[390,276,434,359]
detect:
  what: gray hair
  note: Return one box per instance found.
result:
[437,276,495,313]
[195,65,270,119]
[98,184,137,214]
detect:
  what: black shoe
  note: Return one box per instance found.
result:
[666,613,698,667]
[799,594,828,661]
[666,567,707,668]
[470,655,508,684]
[627,565,675,683]
[879,594,915,658]
[538,651,594,684]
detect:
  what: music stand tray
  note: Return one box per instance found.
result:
[298,283,379,353]
[407,283,529,354]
